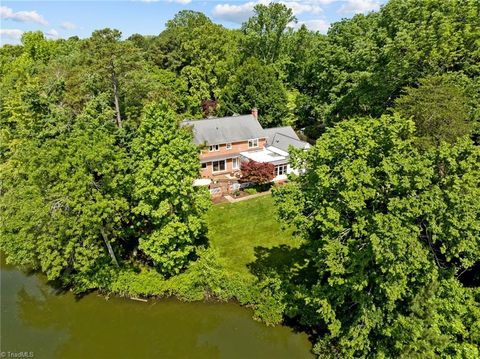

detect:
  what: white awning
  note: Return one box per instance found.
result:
[240,147,288,164]
[193,178,212,186]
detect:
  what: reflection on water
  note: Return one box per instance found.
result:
[1,257,313,359]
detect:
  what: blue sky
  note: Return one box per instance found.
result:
[1,0,387,45]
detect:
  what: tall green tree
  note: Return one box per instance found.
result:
[394,75,473,148]
[219,57,289,127]
[122,66,190,122]
[131,102,209,276]
[149,11,239,116]
[295,0,480,131]
[1,93,129,280]
[241,3,296,65]
[273,115,480,357]
[83,28,142,128]
[284,24,324,88]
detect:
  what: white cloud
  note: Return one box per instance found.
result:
[60,21,77,30]
[0,28,24,41]
[45,28,60,39]
[213,0,322,24]
[0,6,48,26]
[281,2,322,15]
[295,19,330,33]
[338,0,380,15]
[213,1,260,24]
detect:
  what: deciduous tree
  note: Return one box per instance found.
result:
[240,160,275,185]
[149,11,239,117]
[84,28,142,128]
[219,57,289,127]
[295,0,480,131]
[273,114,480,357]
[0,94,130,280]
[394,75,473,148]
[241,3,296,65]
[131,102,210,275]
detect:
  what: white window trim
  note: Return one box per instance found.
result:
[212,160,226,173]
[226,143,232,150]
[209,144,219,152]
[232,157,240,170]
[275,164,288,176]
[248,138,259,148]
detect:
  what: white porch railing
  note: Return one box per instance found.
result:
[209,187,222,195]
[228,182,254,192]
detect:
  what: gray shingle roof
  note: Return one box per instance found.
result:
[264,126,299,142]
[265,127,310,152]
[181,114,266,145]
[269,133,309,152]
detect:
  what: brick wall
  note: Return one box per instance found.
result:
[200,138,266,160]
[200,138,266,178]
[201,157,240,178]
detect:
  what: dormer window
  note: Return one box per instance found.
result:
[248,138,258,148]
[209,144,219,152]
[226,143,232,150]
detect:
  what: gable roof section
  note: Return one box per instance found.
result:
[269,133,309,152]
[181,114,266,145]
[264,126,310,152]
[264,126,299,143]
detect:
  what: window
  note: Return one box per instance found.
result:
[248,138,258,148]
[209,144,219,152]
[226,143,232,150]
[232,157,240,170]
[275,164,288,176]
[201,163,207,169]
[212,160,226,172]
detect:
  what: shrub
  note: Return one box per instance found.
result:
[240,160,275,185]
[244,188,257,195]
[102,247,285,325]
[109,267,167,297]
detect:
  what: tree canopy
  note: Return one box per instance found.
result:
[294,0,479,133]
[241,3,296,65]
[1,1,479,356]
[394,75,473,148]
[219,57,289,127]
[131,102,209,275]
[1,94,129,280]
[273,115,480,357]
[0,32,210,282]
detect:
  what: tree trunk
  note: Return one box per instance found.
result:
[100,226,119,267]
[110,60,122,129]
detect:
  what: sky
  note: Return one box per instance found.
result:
[0,0,388,45]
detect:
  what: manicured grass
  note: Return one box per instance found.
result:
[206,194,301,275]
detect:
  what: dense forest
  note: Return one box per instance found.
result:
[1,0,479,357]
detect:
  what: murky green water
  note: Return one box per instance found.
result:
[1,258,313,359]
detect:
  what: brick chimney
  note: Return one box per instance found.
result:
[251,107,258,120]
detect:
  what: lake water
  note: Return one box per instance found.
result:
[0,257,313,358]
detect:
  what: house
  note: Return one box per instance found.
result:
[181,109,310,192]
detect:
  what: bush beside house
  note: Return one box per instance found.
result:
[240,160,275,187]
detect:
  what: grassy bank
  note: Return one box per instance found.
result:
[206,194,299,275]
[96,194,300,324]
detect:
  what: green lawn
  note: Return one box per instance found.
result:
[206,194,301,275]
